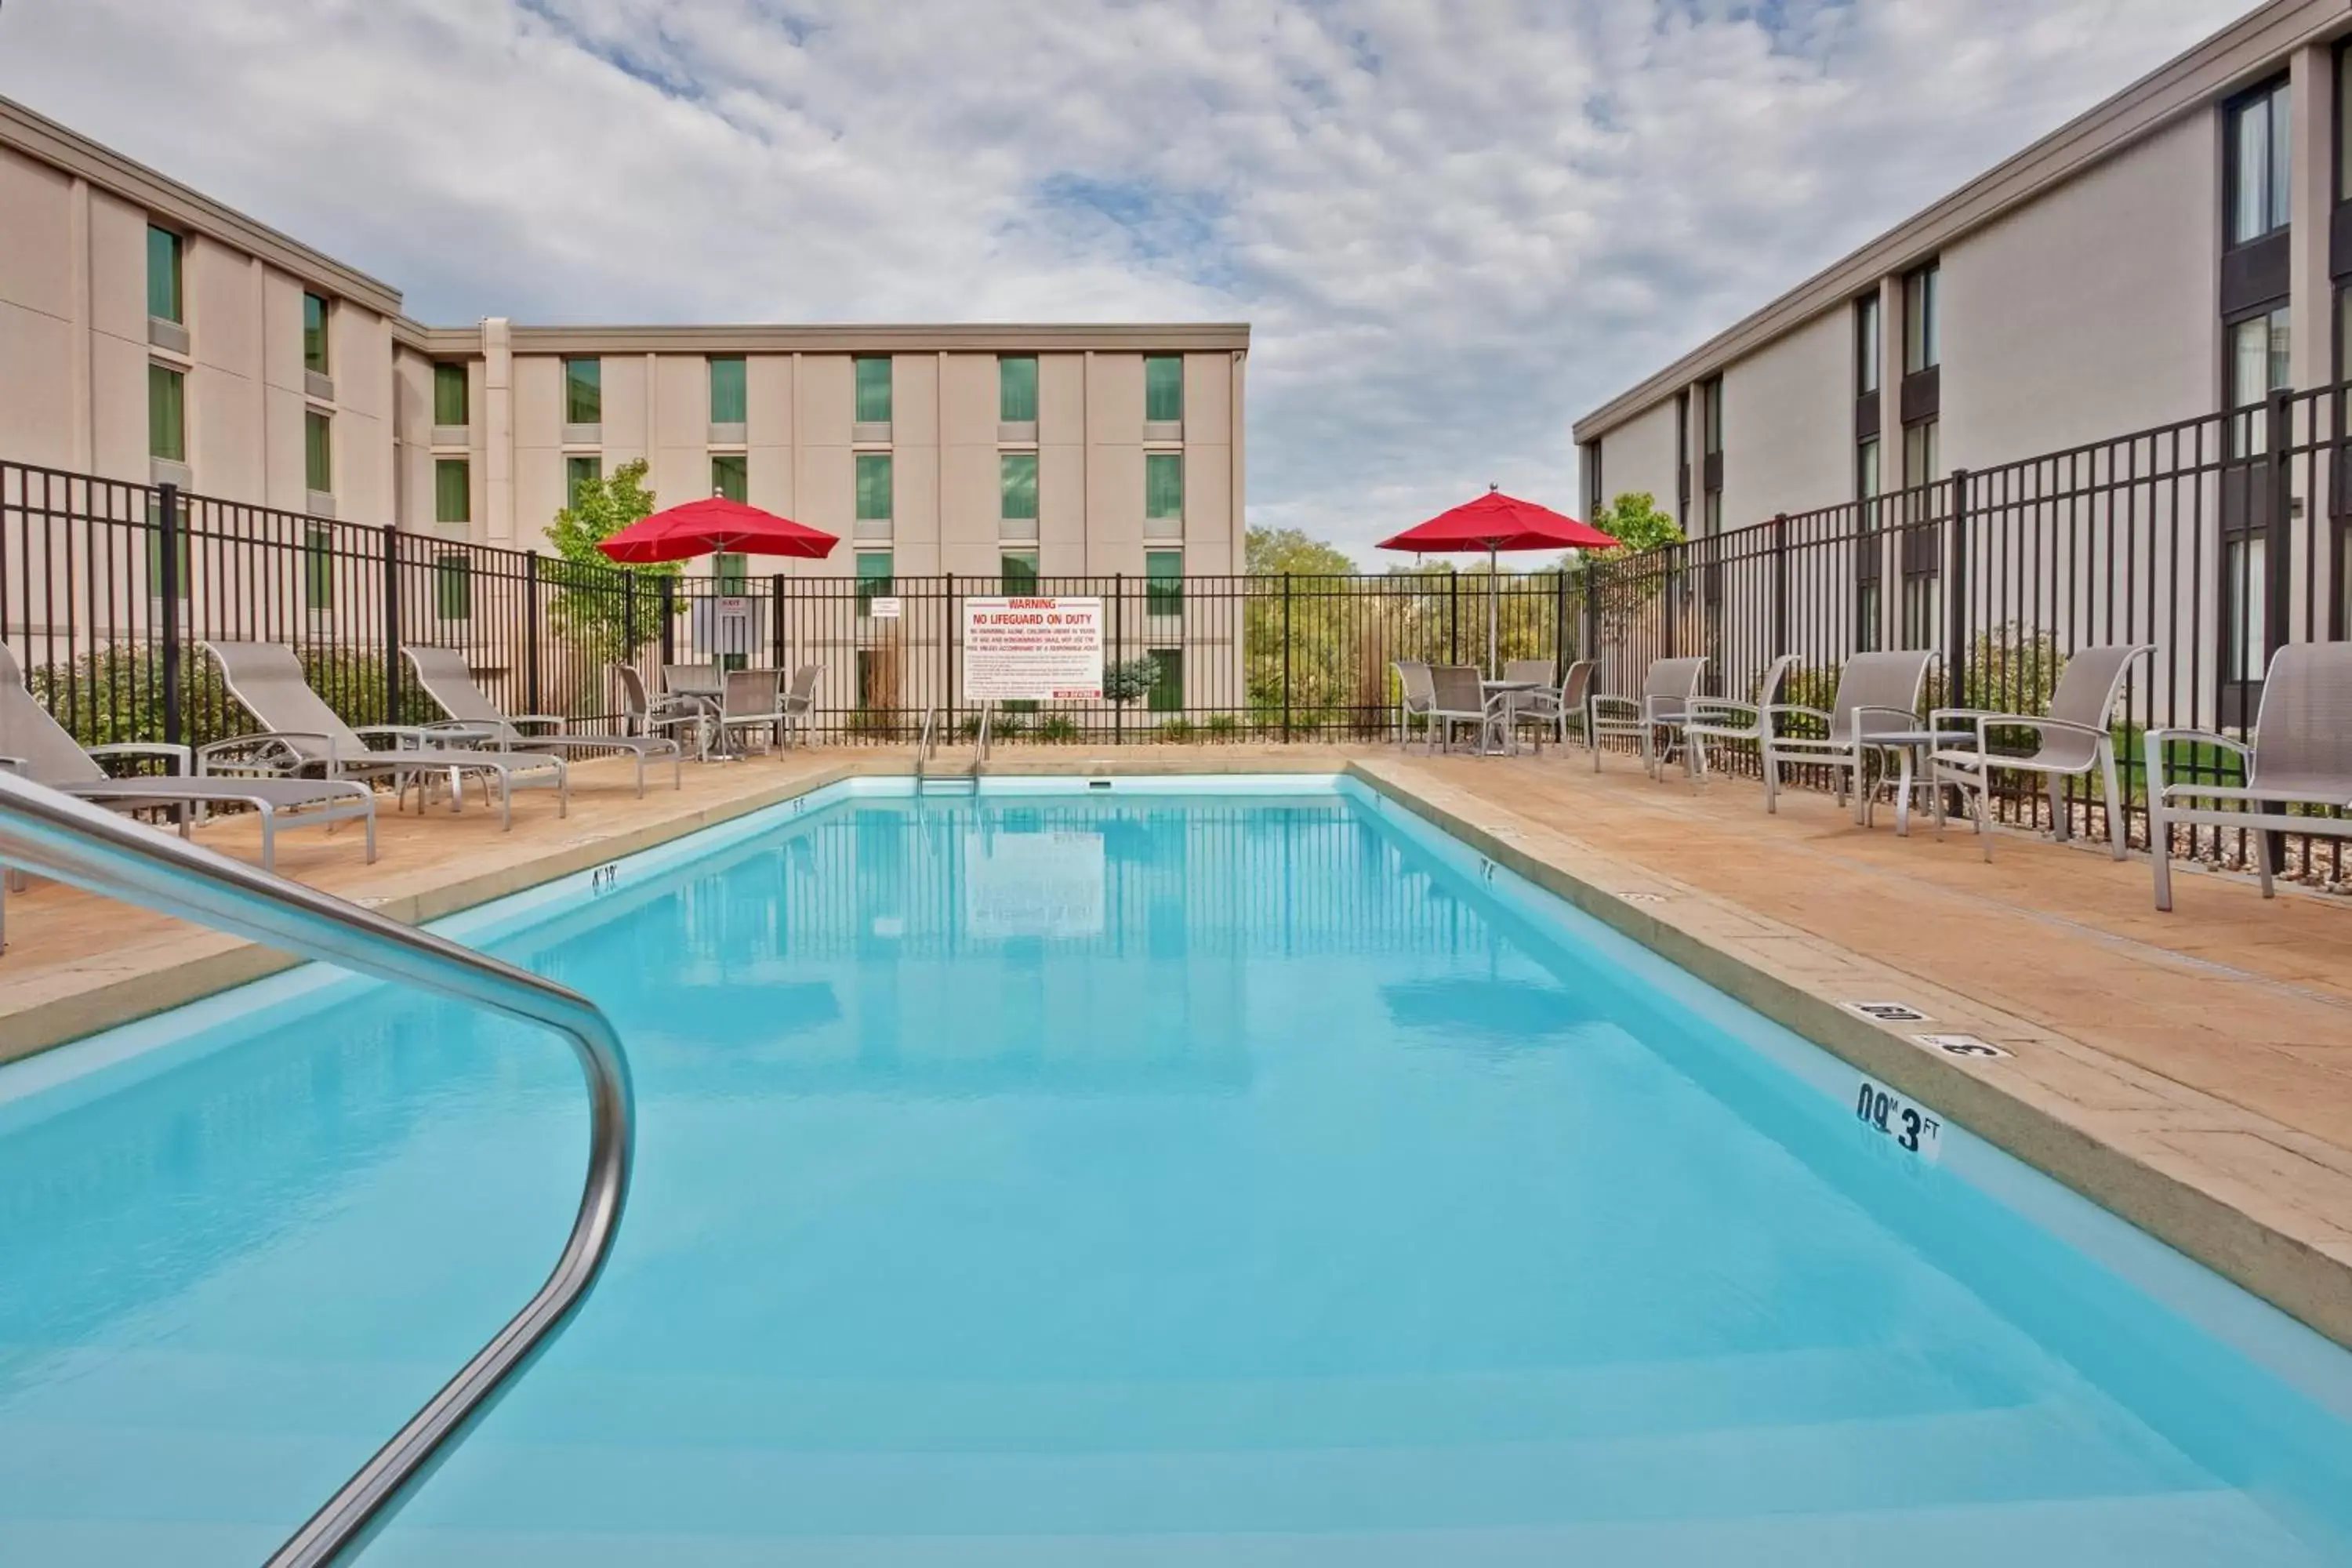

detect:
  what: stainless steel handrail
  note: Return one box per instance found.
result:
[0,771,634,1567]
[916,703,938,781]
[975,702,993,767]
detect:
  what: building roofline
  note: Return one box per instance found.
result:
[394,321,1251,356]
[0,94,406,318]
[1570,0,2351,445]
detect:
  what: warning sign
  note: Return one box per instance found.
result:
[964,596,1103,701]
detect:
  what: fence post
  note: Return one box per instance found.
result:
[1663,545,1680,659]
[1580,563,1599,670]
[771,572,787,671]
[1945,471,1970,710]
[157,481,183,747]
[381,524,402,724]
[622,572,637,670]
[1771,512,1789,660]
[1112,572,1125,745]
[1447,572,1459,665]
[1281,575,1293,742]
[943,571,956,739]
[524,550,542,716]
[1552,567,1568,676]
[659,574,677,666]
[2263,387,2293,666]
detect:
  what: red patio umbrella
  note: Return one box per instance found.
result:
[1379,486,1618,673]
[597,495,840,564]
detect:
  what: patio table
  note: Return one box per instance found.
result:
[1481,679,1544,756]
[1859,728,1977,837]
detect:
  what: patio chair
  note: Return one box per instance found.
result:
[663,662,724,706]
[1929,643,2151,862]
[1684,654,1798,783]
[713,668,790,756]
[1497,659,1559,751]
[198,641,566,830]
[1393,661,1436,749]
[1427,664,1501,754]
[779,663,824,748]
[1759,649,1935,817]
[615,663,711,760]
[1588,656,1708,777]
[405,645,682,797]
[0,642,375,871]
[2147,641,2352,911]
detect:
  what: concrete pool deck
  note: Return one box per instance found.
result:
[2,741,2349,1348]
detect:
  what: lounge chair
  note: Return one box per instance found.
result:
[1427,665,1501,753]
[0,642,375,871]
[199,641,566,830]
[615,663,711,760]
[1589,656,1707,776]
[1929,643,2151,861]
[1685,654,1798,782]
[2147,641,2352,911]
[404,645,681,797]
[779,663,824,748]
[1393,661,1436,748]
[1760,649,1935,818]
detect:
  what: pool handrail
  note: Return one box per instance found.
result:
[0,769,634,1568]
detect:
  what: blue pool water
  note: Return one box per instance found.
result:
[2,778,2350,1565]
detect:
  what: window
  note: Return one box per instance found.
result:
[2228,79,2292,246]
[1000,355,1038,423]
[434,363,469,426]
[1856,294,1881,395]
[303,293,330,376]
[146,227,182,323]
[1904,418,1939,490]
[564,358,601,424]
[434,551,472,622]
[1904,263,1940,373]
[855,549,894,609]
[303,524,334,612]
[1000,452,1038,524]
[855,452,893,524]
[148,364,185,462]
[434,458,470,524]
[1145,452,1184,521]
[1700,377,1723,457]
[304,410,332,494]
[710,357,746,425]
[1145,549,1183,616]
[565,455,602,510]
[2339,47,2352,205]
[2228,306,2292,456]
[854,357,891,423]
[1859,435,1881,502]
[711,453,748,503]
[1144,355,1183,423]
[713,552,747,593]
[1697,376,1723,537]
[2225,536,2268,682]
[1000,549,1039,593]
[1146,648,1182,713]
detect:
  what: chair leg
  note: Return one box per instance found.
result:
[2099,746,2126,860]
[1762,744,1780,813]
[2151,804,2173,911]
[364,804,379,864]
[258,805,277,874]
[2048,775,2071,842]
[2256,821,2276,899]
[1973,773,1993,862]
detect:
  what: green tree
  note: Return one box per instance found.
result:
[1247,525,1356,576]
[1588,491,1683,559]
[1575,491,1686,646]
[543,459,679,663]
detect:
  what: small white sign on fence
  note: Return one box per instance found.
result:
[867,595,902,620]
[963,595,1103,702]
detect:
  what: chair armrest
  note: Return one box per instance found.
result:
[1763,703,1830,724]
[507,714,568,732]
[1686,698,1759,724]
[1929,707,2013,728]
[196,732,330,771]
[2147,728,2252,796]
[1849,706,1922,739]
[1588,695,1640,720]
[85,742,193,774]
[353,724,447,750]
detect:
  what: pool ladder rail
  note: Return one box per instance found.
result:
[914,702,988,793]
[0,770,636,1568]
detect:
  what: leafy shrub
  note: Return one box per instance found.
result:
[1036,713,1080,743]
[1204,713,1240,740]
[1156,717,1198,742]
[1102,657,1159,706]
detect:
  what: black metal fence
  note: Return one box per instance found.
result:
[4,372,2348,877]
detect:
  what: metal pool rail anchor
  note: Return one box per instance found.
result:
[0,771,635,1567]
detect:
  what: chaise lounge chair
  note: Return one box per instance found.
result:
[404,645,681,797]
[1929,643,2151,861]
[0,641,375,870]
[2147,641,2352,911]
[199,641,567,830]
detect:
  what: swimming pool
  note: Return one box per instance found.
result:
[2,775,2348,1565]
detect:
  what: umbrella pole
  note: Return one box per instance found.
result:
[1487,543,1499,677]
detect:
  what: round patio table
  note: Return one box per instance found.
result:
[1481,679,1545,756]
[1858,728,1977,837]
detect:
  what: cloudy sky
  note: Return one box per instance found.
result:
[5,0,2248,560]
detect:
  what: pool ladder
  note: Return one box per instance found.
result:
[915,702,988,793]
[0,771,635,1567]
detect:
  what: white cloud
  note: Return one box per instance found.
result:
[3,0,2248,560]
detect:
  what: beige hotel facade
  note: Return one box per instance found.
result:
[0,93,1248,597]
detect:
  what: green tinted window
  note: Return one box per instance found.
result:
[434,551,472,621]
[303,293,329,375]
[1000,550,1039,593]
[855,550,894,608]
[304,410,332,493]
[147,364,185,462]
[1144,355,1183,423]
[303,524,334,611]
[710,357,746,424]
[145,499,191,600]
[711,453,748,503]
[433,363,469,425]
[855,453,893,521]
[999,356,1038,422]
[854,357,891,423]
[1145,548,1183,615]
[565,456,601,510]
[1145,452,1183,519]
[1000,452,1038,521]
[146,227,182,323]
[434,459,470,524]
[1147,648,1182,712]
[564,358,601,423]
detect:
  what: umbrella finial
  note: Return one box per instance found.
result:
[1489,481,1499,492]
